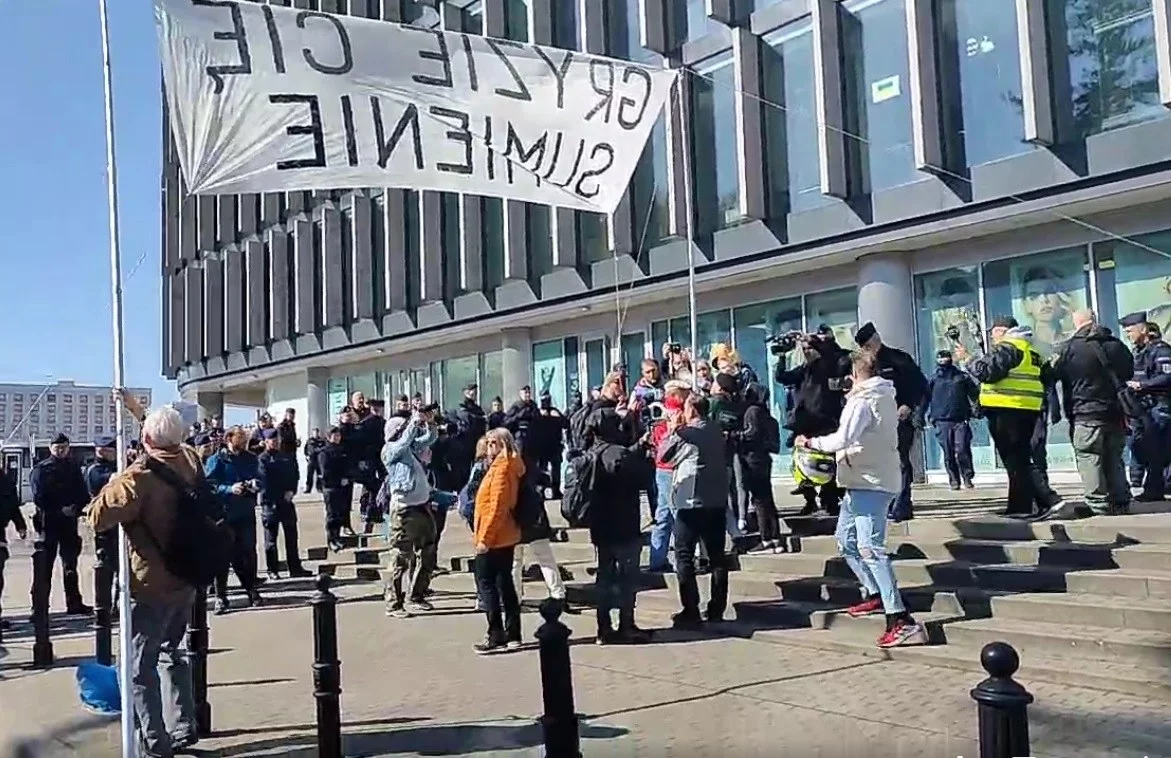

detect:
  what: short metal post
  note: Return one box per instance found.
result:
[535,598,580,758]
[970,642,1034,758]
[93,536,113,666]
[31,533,54,667]
[187,585,212,736]
[311,574,342,758]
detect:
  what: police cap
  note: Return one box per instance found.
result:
[94,435,116,450]
[1120,311,1149,328]
[51,433,69,445]
[854,322,877,346]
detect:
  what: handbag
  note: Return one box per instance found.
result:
[1088,340,1146,420]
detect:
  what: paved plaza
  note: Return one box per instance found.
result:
[2,501,1171,757]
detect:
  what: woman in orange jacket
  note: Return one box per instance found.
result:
[472,428,525,653]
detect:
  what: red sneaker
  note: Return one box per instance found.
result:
[846,597,883,618]
[877,620,928,648]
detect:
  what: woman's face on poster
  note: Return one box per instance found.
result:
[1022,275,1068,323]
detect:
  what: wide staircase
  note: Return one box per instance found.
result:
[297,485,1171,699]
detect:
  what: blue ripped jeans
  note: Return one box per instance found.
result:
[835,489,905,614]
[649,470,675,570]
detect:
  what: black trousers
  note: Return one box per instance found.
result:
[672,508,729,620]
[261,501,303,572]
[934,421,975,486]
[987,409,1058,515]
[540,453,564,496]
[215,520,258,599]
[890,421,916,518]
[304,459,320,491]
[37,517,84,609]
[741,458,780,542]
[0,543,7,620]
[323,485,353,540]
[474,546,521,643]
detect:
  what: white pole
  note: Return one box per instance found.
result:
[97,0,134,753]
[676,72,699,364]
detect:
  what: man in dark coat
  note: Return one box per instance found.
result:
[857,322,929,521]
[317,427,353,551]
[920,350,980,490]
[30,433,92,615]
[504,386,542,465]
[303,428,326,493]
[85,436,121,614]
[258,429,310,579]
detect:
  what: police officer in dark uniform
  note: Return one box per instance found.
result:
[303,428,326,493]
[1120,311,1171,501]
[317,426,353,552]
[84,435,120,610]
[856,323,929,522]
[257,428,311,579]
[29,433,93,615]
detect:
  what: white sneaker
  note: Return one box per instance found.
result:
[1037,500,1074,521]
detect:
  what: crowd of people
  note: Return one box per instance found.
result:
[1,306,1167,755]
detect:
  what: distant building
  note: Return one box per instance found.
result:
[0,380,151,446]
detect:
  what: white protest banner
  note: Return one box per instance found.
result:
[155,0,678,214]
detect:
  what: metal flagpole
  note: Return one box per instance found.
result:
[97,0,134,753]
[675,71,699,364]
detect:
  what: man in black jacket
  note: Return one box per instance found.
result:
[1051,309,1134,516]
[536,393,568,499]
[30,434,92,615]
[449,383,487,487]
[584,391,652,645]
[857,323,928,521]
[958,318,1062,519]
[504,386,541,466]
[775,332,851,515]
[920,350,979,490]
[303,428,325,493]
[317,427,352,551]
[1120,314,1171,501]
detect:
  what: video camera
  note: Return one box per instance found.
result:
[766,329,834,356]
[419,402,442,415]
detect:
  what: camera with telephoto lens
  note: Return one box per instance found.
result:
[766,330,806,356]
[945,324,962,342]
[667,342,682,354]
[420,402,441,415]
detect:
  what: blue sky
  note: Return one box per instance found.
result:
[0,2,175,403]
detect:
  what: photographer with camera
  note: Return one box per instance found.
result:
[204,425,264,614]
[773,328,852,516]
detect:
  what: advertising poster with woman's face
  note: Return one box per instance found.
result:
[1011,262,1086,358]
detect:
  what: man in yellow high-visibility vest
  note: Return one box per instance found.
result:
[954,316,1066,520]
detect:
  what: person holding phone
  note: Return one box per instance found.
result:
[204,426,263,614]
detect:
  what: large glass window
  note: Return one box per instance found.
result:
[631,114,672,248]
[371,194,386,314]
[442,355,480,410]
[1048,0,1163,140]
[402,1,441,28]
[691,53,741,233]
[505,0,530,40]
[551,0,579,48]
[1095,231,1171,337]
[441,194,461,299]
[348,373,379,401]
[733,298,804,475]
[327,378,348,420]
[681,0,720,43]
[481,350,504,404]
[405,190,421,308]
[761,22,827,216]
[697,310,732,357]
[805,287,858,347]
[842,0,916,193]
[913,267,995,473]
[340,206,354,324]
[459,0,484,34]
[482,197,505,290]
[620,332,647,375]
[983,246,1090,470]
[938,0,1031,167]
[528,205,554,281]
[579,213,609,263]
[584,337,611,392]
[533,340,569,408]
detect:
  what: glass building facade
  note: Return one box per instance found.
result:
[167,0,1171,480]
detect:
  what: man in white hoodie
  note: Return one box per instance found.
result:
[795,351,927,649]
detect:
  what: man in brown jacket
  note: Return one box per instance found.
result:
[87,406,199,757]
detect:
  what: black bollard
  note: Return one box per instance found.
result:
[30,534,54,667]
[187,585,212,736]
[311,574,342,758]
[534,598,580,758]
[970,642,1034,758]
[92,540,113,666]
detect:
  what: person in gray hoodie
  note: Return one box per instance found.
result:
[659,394,730,629]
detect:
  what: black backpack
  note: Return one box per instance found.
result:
[143,456,233,587]
[560,450,597,528]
